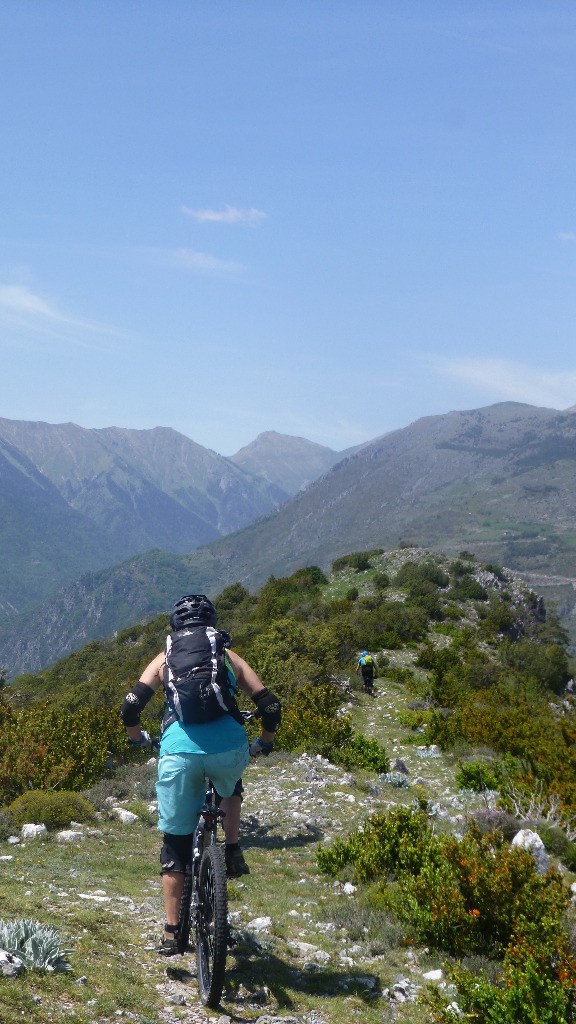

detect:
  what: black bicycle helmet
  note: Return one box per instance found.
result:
[169,594,218,630]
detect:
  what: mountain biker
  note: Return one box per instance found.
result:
[120,593,281,956]
[356,650,377,696]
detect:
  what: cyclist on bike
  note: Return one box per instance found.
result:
[120,593,281,956]
[356,650,377,696]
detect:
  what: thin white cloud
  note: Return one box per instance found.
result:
[556,232,576,242]
[432,355,576,410]
[140,247,247,274]
[181,204,267,225]
[0,284,126,348]
[0,284,110,333]
[0,284,73,322]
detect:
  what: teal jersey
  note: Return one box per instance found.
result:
[160,714,247,756]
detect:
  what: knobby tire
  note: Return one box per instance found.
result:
[196,844,228,1007]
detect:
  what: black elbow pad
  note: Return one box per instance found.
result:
[252,688,281,731]
[120,681,155,726]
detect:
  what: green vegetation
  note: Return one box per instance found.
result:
[318,807,576,1021]
[0,919,72,972]
[2,546,576,1022]
[5,548,574,815]
[9,791,95,831]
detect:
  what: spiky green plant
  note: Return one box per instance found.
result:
[0,919,72,972]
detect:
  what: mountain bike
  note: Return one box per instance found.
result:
[176,711,265,1007]
[176,775,229,1007]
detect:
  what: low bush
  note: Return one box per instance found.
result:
[10,790,95,831]
[468,808,525,842]
[278,681,388,772]
[536,824,576,871]
[81,776,131,810]
[427,934,576,1023]
[395,559,450,592]
[384,665,416,686]
[455,759,501,793]
[373,572,390,590]
[0,704,127,802]
[336,734,389,773]
[448,577,488,601]
[331,550,383,573]
[318,807,570,960]
[317,805,435,882]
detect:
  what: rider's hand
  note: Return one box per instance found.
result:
[249,736,274,757]
[128,729,155,750]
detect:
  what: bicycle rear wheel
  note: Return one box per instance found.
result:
[196,844,228,1007]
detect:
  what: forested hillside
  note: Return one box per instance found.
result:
[5,546,574,813]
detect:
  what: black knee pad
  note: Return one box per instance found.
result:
[160,832,194,875]
[214,777,244,806]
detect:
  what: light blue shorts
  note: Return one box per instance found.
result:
[156,743,250,835]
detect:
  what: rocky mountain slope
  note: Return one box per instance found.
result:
[0,419,344,629]
[201,401,576,584]
[0,435,124,617]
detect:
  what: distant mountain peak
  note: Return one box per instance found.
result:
[229,431,344,495]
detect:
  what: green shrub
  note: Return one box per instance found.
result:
[478,598,516,638]
[449,576,488,601]
[483,562,506,581]
[10,790,95,831]
[279,681,353,758]
[379,630,403,649]
[332,551,382,573]
[456,760,501,792]
[427,934,576,1023]
[385,666,416,686]
[406,592,445,620]
[536,824,576,871]
[317,805,435,882]
[395,559,450,591]
[336,734,389,773]
[501,640,570,695]
[373,572,390,590]
[397,708,431,731]
[318,807,570,961]
[0,704,127,802]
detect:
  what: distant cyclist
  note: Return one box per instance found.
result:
[356,650,377,696]
[120,593,281,955]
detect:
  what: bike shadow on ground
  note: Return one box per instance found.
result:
[224,938,381,1014]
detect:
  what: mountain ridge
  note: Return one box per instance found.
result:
[5,400,576,675]
[0,418,341,625]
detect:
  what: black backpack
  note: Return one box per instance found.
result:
[162,625,244,727]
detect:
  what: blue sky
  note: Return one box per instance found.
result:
[1,1,575,455]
